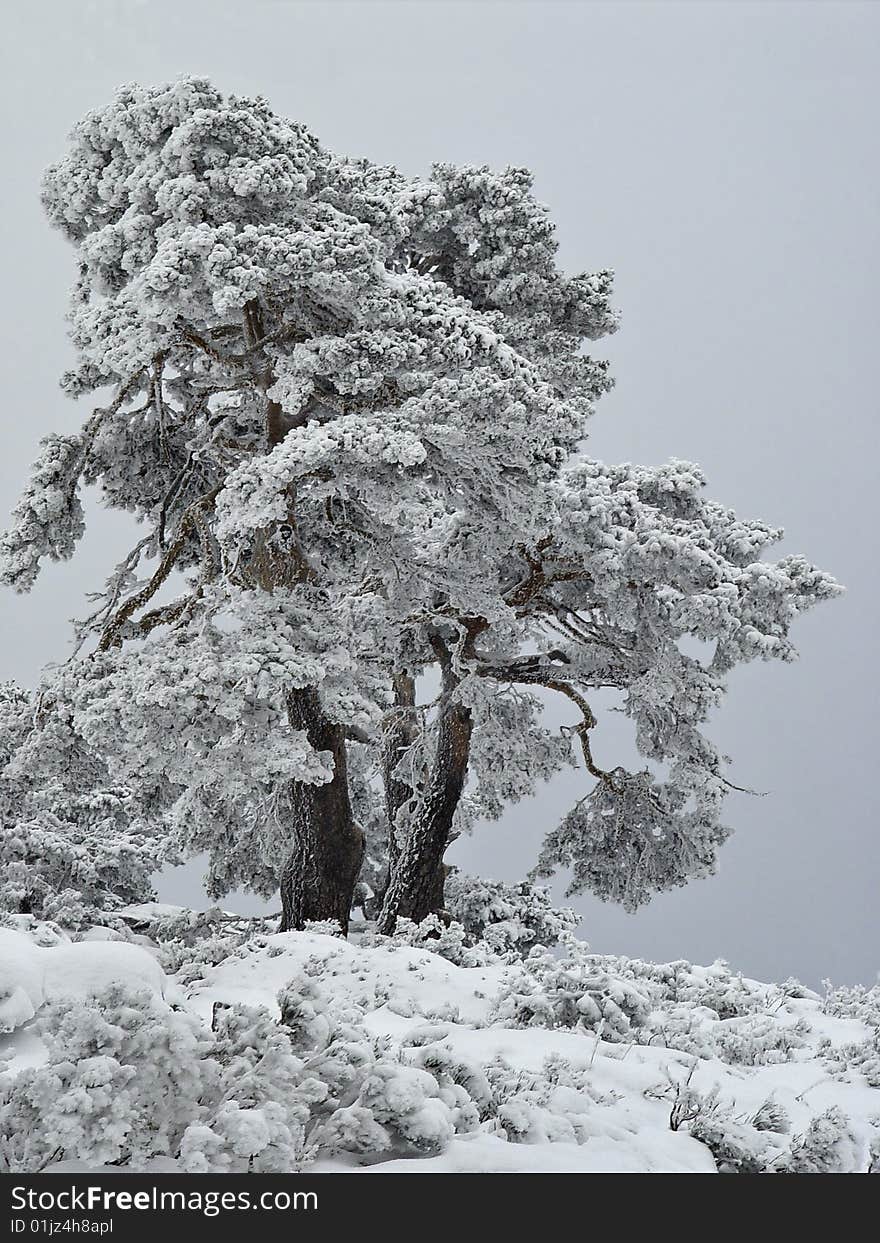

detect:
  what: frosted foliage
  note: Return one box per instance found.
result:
[787,1108,864,1174]
[0,683,161,926]
[38,586,385,898]
[525,456,840,905]
[0,985,212,1171]
[533,766,731,911]
[455,684,575,830]
[0,436,86,592]
[0,77,839,910]
[443,872,579,956]
[488,937,817,1067]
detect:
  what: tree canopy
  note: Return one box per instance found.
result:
[0,78,840,932]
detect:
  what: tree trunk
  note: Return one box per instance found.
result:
[279,686,364,934]
[242,302,364,934]
[377,673,472,933]
[376,671,417,906]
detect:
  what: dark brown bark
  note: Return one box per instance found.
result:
[377,666,473,934]
[279,686,364,934]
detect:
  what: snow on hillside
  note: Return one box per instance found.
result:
[1,910,878,1174]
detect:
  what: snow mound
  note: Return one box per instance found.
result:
[0,928,165,1031]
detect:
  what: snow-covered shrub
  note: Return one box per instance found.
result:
[0,954,472,1172]
[786,1107,864,1173]
[482,1055,610,1146]
[492,948,809,1067]
[659,959,771,1019]
[278,970,344,1054]
[0,985,212,1171]
[350,1063,460,1155]
[656,1011,808,1066]
[817,983,880,1089]
[406,1035,614,1151]
[751,1096,791,1134]
[443,871,579,957]
[687,1108,783,1174]
[148,908,275,978]
[821,1032,880,1088]
[179,1002,314,1172]
[366,913,488,967]
[277,966,470,1159]
[822,981,880,1026]
[180,1101,307,1174]
[2,914,875,1174]
[657,1069,863,1174]
[422,1043,622,1149]
[491,936,656,1039]
[660,1075,786,1173]
[0,1056,138,1174]
[408,1042,495,1120]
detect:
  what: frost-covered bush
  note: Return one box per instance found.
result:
[147,908,275,978]
[491,935,656,1039]
[822,981,880,1026]
[406,1040,615,1150]
[277,965,473,1160]
[443,871,579,957]
[364,913,488,967]
[0,959,475,1172]
[659,1076,788,1173]
[0,985,212,1171]
[657,959,772,1019]
[489,943,814,1068]
[408,1042,495,1120]
[688,1107,784,1174]
[179,1002,314,1172]
[655,1012,808,1066]
[656,1069,865,1174]
[821,1032,880,1089]
[2,916,874,1174]
[482,1055,610,1146]
[369,873,579,968]
[817,983,880,1088]
[786,1107,864,1174]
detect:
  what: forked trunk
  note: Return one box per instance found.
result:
[377,682,472,933]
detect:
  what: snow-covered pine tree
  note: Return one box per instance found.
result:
[0,79,840,934]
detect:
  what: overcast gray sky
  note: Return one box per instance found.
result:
[1,0,877,987]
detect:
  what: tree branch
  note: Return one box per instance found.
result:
[474,656,617,787]
[98,486,221,650]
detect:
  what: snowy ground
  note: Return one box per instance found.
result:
[1,911,878,1173]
